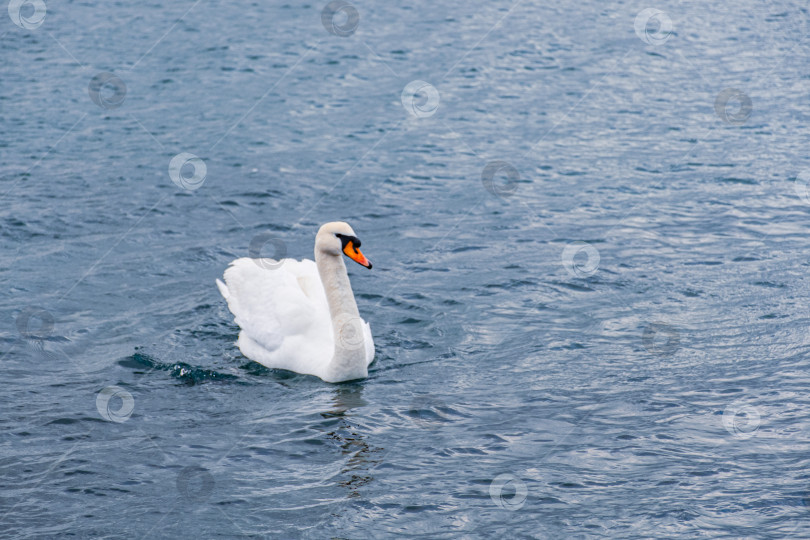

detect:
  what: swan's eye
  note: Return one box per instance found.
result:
[335,233,360,250]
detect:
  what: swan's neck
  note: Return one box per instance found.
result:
[315,251,367,382]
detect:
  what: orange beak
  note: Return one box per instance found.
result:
[343,241,372,269]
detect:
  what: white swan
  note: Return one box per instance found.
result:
[216,222,374,383]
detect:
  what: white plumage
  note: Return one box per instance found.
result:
[217,222,374,382]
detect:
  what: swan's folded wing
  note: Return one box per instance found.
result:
[217,258,325,354]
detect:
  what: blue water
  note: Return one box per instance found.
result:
[3,1,810,537]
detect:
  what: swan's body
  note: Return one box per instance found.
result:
[216,222,374,383]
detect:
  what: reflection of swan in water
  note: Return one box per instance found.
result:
[323,384,368,417]
[322,385,377,497]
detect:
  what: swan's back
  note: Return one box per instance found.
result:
[216,257,335,377]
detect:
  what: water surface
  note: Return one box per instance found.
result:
[2,1,810,538]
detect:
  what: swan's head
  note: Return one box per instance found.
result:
[316,221,372,269]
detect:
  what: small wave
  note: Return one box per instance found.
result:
[118,353,239,385]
